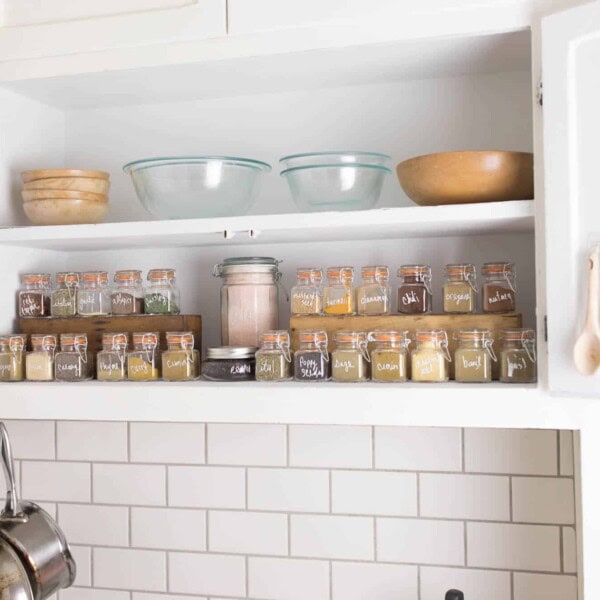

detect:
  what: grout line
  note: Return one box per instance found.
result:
[204,423,208,464]
[206,509,210,552]
[416,473,421,518]
[245,468,249,510]
[560,526,565,573]
[90,546,95,587]
[461,427,466,472]
[463,520,468,566]
[128,506,132,547]
[127,421,131,462]
[286,424,290,467]
[54,420,59,460]
[417,564,421,600]
[329,560,333,600]
[89,462,94,503]
[245,555,249,597]
[328,470,333,513]
[373,516,378,561]
[164,464,169,506]
[557,430,561,475]
[510,571,515,600]
[287,513,291,556]
[371,425,375,469]
[509,476,514,522]
[165,551,170,592]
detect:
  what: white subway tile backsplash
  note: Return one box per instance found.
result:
[420,567,511,600]
[132,507,206,551]
[332,471,417,516]
[289,425,371,468]
[208,424,286,466]
[131,423,205,464]
[563,526,577,573]
[420,473,510,521]
[134,595,207,600]
[70,545,92,587]
[332,562,418,600]
[513,573,578,600]
[375,427,462,471]
[94,463,165,506]
[94,547,167,591]
[169,466,245,509]
[377,518,464,565]
[59,504,129,546]
[248,468,328,512]
[464,429,557,475]
[560,430,574,476]
[57,421,127,462]
[248,557,329,600]
[467,522,561,571]
[168,553,246,597]
[22,461,90,502]
[209,510,287,555]
[4,420,54,459]
[512,477,575,524]
[291,514,373,560]
[36,501,56,519]
[60,589,129,600]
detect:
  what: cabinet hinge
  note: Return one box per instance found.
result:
[536,80,543,107]
[544,315,548,341]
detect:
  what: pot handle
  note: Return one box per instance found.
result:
[0,423,26,522]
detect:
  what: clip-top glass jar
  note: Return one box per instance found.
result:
[162,331,200,381]
[411,330,451,382]
[78,271,110,316]
[0,335,26,382]
[145,269,180,315]
[51,272,80,317]
[26,334,57,381]
[323,267,355,315]
[443,264,477,314]
[454,329,496,383]
[294,330,330,382]
[332,331,370,383]
[499,328,536,383]
[291,268,323,316]
[482,262,516,313]
[19,273,51,318]
[214,257,281,347]
[55,333,93,382]
[112,270,144,315]
[256,330,292,382]
[97,333,129,381]
[357,266,391,315]
[368,330,410,383]
[397,265,431,314]
[128,332,160,381]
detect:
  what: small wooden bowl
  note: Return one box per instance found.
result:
[21,189,108,203]
[21,168,110,183]
[396,151,534,206]
[23,177,110,194]
[23,199,109,225]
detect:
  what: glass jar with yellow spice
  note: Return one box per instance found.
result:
[291,268,323,316]
[411,330,451,382]
[443,264,477,314]
[127,332,160,381]
[323,267,355,315]
[0,335,26,382]
[55,333,93,382]
[97,333,129,381]
[357,266,390,315]
[454,329,496,383]
[368,330,410,383]
[332,331,369,383]
[26,334,57,381]
[256,330,292,382]
[162,331,200,381]
[499,328,537,383]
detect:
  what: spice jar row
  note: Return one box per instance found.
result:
[18,269,181,318]
[290,262,517,316]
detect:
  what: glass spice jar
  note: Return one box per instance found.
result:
[290,268,323,316]
[97,333,129,381]
[411,330,451,382]
[294,330,330,382]
[499,328,537,383]
[357,266,391,316]
[162,331,200,381]
[0,335,26,382]
[51,272,80,317]
[482,262,516,313]
[112,270,144,315]
[78,271,111,316]
[368,330,410,383]
[19,273,51,318]
[454,329,496,383]
[145,269,180,315]
[332,331,370,383]
[255,330,292,382]
[323,267,355,315]
[443,264,477,314]
[214,257,281,347]
[397,265,432,314]
[26,334,57,381]
[201,346,257,381]
[127,332,160,381]
[55,333,93,382]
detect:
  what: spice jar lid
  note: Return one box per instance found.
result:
[31,334,57,349]
[361,265,389,280]
[82,271,109,283]
[60,333,88,347]
[327,266,354,280]
[21,273,51,285]
[397,264,431,277]
[368,330,409,343]
[260,330,290,345]
[115,270,142,282]
[207,346,258,359]
[132,332,159,347]
[415,329,447,343]
[166,331,195,347]
[334,330,367,344]
[298,330,328,344]
[102,332,129,347]
[214,257,281,277]
[56,272,81,285]
[148,268,176,281]
[445,263,475,275]
[500,328,535,341]
[0,334,26,351]
[482,261,514,274]
[455,328,493,341]
[296,267,323,282]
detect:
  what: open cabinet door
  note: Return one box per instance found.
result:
[543,0,600,396]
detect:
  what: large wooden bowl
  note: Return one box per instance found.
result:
[396,151,534,206]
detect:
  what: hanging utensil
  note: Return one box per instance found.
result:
[0,537,34,600]
[0,423,75,600]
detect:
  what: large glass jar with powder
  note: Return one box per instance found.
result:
[214,257,281,347]
[323,267,355,315]
[357,266,391,315]
[397,265,432,314]
[369,330,410,383]
[78,271,111,316]
[127,332,160,381]
[112,270,144,315]
[454,329,496,383]
[443,264,477,314]
[0,335,26,382]
[162,331,200,381]
[201,346,256,381]
[411,330,451,382]
[332,331,369,383]
[19,273,51,318]
[145,269,180,314]
[51,272,80,317]
[256,330,292,382]
[499,328,537,383]
[291,268,323,316]
[97,333,129,381]
[482,262,516,313]
[294,330,330,382]
[55,333,93,382]
[26,334,57,381]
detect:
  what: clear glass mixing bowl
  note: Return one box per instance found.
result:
[279,151,390,169]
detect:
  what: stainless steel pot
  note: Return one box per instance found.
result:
[0,423,75,600]
[0,538,33,600]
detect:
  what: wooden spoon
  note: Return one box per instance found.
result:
[574,249,600,375]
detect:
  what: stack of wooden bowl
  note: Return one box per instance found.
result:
[21,169,110,225]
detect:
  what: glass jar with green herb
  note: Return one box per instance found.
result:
[51,272,80,317]
[145,269,180,315]
[332,331,370,383]
[255,330,292,382]
[97,332,129,381]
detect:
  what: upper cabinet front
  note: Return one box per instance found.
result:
[542,0,600,397]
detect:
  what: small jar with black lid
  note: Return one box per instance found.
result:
[202,346,257,381]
